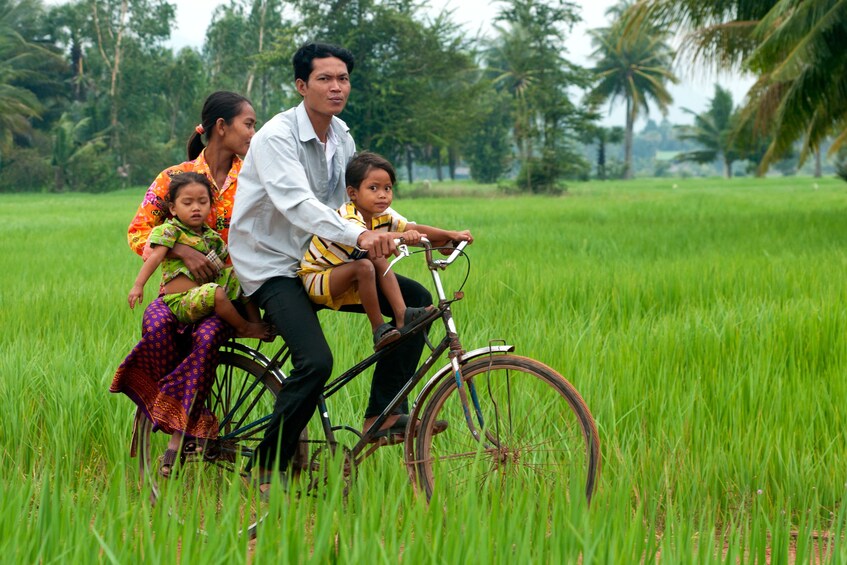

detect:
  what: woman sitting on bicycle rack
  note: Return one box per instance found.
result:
[298,152,473,352]
[111,91,257,478]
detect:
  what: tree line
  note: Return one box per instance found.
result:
[1,0,844,194]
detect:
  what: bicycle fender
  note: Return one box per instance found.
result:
[221,340,275,365]
[404,345,514,481]
[408,345,515,425]
[220,341,286,386]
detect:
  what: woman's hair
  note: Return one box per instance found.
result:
[168,172,214,204]
[186,91,253,160]
[345,151,396,190]
[292,42,355,83]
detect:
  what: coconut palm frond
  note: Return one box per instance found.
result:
[676,149,719,163]
[644,0,778,29]
[828,118,847,155]
[750,0,847,79]
[677,21,761,70]
[768,66,847,159]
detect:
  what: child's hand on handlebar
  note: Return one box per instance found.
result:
[450,230,473,244]
[399,229,423,246]
[437,230,473,254]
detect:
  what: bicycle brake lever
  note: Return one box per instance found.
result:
[383,244,410,276]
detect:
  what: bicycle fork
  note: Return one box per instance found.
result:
[445,310,493,447]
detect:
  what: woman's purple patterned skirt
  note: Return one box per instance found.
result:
[110,298,233,438]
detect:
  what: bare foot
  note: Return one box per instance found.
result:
[236,321,273,339]
[167,431,184,452]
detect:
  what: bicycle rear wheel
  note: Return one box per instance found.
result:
[413,354,600,504]
[134,343,282,536]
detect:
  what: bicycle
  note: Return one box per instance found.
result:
[129,237,601,535]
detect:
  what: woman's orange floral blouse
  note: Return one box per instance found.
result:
[127,150,242,257]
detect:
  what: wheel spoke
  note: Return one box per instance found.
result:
[413,355,600,504]
[135,347,282,537]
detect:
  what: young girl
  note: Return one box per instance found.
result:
[129,172,271,339]
[298,151,473,351]
[125,171,271,476]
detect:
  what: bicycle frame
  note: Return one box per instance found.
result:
[134,238,599,512]
[309,238,515,465]
[209,238,514,470]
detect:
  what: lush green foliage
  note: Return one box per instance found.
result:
[485,0,592,192]
[587,1,678,180]
[7,0,844,191]
[674,84,773,179]
[2,178,847,561]
[204,0,295,119]
[645,0,847,168]
[462,90,513,184]
[581,124,625,180]
[746,0,847,163]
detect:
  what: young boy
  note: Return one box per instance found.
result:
[298,152,473,350]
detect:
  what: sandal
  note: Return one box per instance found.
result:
[182,440,206,462]
[373,323,401,351]
[159,448,182,479]
[400,306,435,334]
[368,414,448,443]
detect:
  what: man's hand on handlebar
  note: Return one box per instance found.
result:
[356,230,398,259]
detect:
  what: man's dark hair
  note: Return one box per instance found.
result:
[292,42,355,83]
[345,151,396,189]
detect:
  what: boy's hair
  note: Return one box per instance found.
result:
[345,152,397,190]
[168,172,214,203]
[292,42,355,83]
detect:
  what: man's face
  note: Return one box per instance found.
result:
[296,56,351,120]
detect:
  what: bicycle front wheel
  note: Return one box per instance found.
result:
[414,354,600,504]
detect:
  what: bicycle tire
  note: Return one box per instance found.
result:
[413,354,600,504]
[134,345,282,535]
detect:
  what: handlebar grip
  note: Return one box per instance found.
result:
[442,240,467,265]
[393,236,432,247]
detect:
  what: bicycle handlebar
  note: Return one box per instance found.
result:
[387,236,468,274]
[433,238,469,268]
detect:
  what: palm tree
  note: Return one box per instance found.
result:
[743,0,847,167]
[0,0,53,152]
[587,3,678,179]
[676,85,741,178]
[51,113,101,192]
[486,0,587,192]
[582,124,624,180]
[487,21,539,188]
[47,1,90,102]
[642,0,847,170]
[0,62,41,151]
[637,0,776,71]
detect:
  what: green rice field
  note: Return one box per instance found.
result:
[1,176,846,562]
